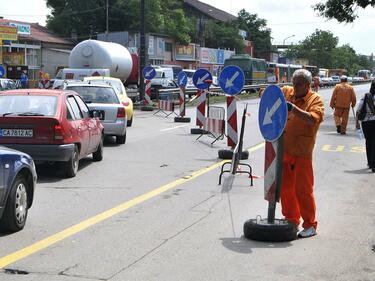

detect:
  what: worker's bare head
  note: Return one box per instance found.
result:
[292,69,312,98]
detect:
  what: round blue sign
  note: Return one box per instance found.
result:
[177,71,187,88]
[258,85,288,142]
[0,65,5,78]
[219,65,245,95]
[142,66,156,80]
[192,68,212,90]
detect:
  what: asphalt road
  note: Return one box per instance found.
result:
[0,83,374,281]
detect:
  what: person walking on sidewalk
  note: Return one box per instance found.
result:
[281,69,325,238]
[330,75,356,134]
[356,81,375,172]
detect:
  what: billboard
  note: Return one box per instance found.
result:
[175,44,196,61]
[0,25,18,41]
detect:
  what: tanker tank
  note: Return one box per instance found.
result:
[69,39,133,82]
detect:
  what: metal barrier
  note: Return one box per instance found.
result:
[196,106,225,145]
[154,99,177,117]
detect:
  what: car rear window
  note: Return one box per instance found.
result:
[0,95,58,116]
[67,86,119,104]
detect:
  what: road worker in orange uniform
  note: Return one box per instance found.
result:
[313,75,320,92]
[330,75,356,134]
[281,69,324,238]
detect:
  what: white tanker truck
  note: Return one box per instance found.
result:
[53,40,135,88]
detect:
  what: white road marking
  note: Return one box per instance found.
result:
[160,125,189,132]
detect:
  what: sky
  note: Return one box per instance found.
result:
[0,0,374,55]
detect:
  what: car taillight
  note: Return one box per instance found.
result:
[117,107,126,118]
[122,101,129,107]
[54,124,64,140]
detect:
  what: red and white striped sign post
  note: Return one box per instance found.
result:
[179,86,185,117]
[174,86,191,123]
[190,89,206,134]
[144,79,152,106]
[196,89,206,127]
[226,96,238,148]
[264,141,278,202]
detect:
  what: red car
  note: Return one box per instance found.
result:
[0,89,104,177]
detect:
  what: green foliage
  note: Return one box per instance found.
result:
[284,29,374,75]
[314,0,375,23]
[235,9,272,56]
[204,20,244,52]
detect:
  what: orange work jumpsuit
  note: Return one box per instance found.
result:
[330,82,356,133]
[281,87,324,229]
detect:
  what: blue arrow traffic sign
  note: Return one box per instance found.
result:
[142,66,156,80]
[219,65,245,95]
[192,68,212,90]
[0,65,5,78]
[258,85,288,142]
[177,71,187,88]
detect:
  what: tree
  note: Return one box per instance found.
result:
[284,29,338,67]
[46,0,191,43]
[234,10,273,57]
[284,30,374,75]
[204,20,244,52]
[314,0,375,23]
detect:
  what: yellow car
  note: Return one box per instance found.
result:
[84,76,134,126]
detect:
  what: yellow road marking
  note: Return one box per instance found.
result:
[0,142,265,268]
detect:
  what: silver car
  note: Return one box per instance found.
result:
[65,83,127,144]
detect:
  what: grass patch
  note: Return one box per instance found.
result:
[187,91,259,107]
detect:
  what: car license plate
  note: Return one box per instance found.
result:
[0,129,33,137]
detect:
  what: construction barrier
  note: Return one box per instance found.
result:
[226,96,238,148]
[154,99,177,117]
[197,106,225,145]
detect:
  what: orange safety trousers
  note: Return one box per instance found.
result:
[333,108,350,133]
[280,153,317,229]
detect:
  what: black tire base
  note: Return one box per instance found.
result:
[174,116,191,123]
[140,106,154,111]
[218,149,249,160]
[243,218,297,242]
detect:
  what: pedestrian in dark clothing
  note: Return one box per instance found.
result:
[356,81,375,172]
[20,71,28,88]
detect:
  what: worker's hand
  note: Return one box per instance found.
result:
[287,102,294,112]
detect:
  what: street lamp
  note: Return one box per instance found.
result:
[283,35,295,45]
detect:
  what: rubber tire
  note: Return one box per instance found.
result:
[63,145,79,178]
[243,218,297,242]
[1,176,28,232]
[190,128,207,135]
[174,116,191,123]
[140,106,154,111]
[218,150,249,160]
[92,136,103,161]
[116,133,126,144]
[127,117,133,127]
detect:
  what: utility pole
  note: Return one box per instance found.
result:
[139,0,146,101]
[106,0,109,41]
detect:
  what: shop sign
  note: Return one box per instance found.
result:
[0,25,18,41]
[156,37,164,56]
[175,44,195,61]
[148,35,154,56]
[9,23,31,35]
[2,52,25,65]
[200,48,234,65]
